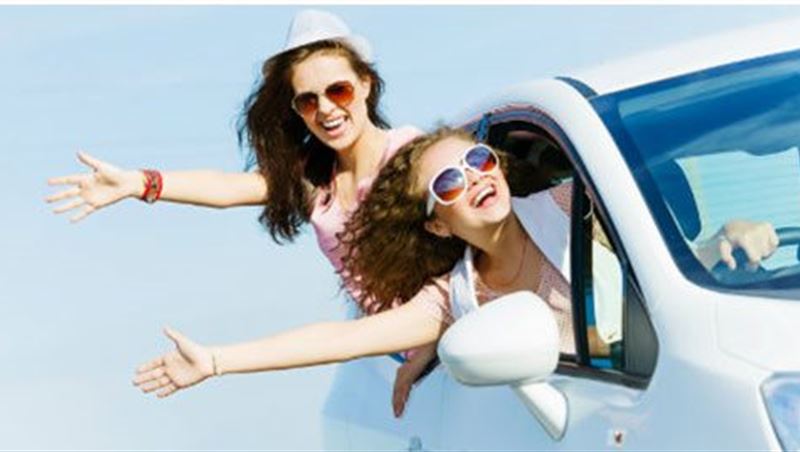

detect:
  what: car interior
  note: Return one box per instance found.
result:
[483,116,658,387]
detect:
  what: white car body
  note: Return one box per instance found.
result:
[322,18,800,450]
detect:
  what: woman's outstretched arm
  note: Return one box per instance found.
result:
[133,294,446,398]
[46,152,268,222]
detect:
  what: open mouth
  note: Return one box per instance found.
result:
[320,116,347,135]
[471,184,498,208]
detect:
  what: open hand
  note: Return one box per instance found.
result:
[133,327,215,398]
[46,151,142,223]
[392,343,438,418]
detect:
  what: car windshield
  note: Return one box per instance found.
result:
[593,49,800,293]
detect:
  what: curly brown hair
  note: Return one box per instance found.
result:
[238,40,389,243]
[339,126,546,313]
[338,127,521,313]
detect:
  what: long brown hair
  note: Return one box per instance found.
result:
[238,40,389,243]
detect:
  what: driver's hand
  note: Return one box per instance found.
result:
[718,220,779,270]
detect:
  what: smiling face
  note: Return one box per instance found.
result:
[415,136,513,241]
[290,52,372,152]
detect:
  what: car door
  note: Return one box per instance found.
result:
[437,111,660,450]
[322,304,446,451]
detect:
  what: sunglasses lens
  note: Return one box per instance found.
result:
[292,93,318,116]
[465,145,498,173]
[325,81,355,107]
[432,168,466,203]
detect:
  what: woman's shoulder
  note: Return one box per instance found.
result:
[388,125,423,146]
[407,274,454,325]
[382,125,424,162]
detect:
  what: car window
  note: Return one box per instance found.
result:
[575,176,657,384]
[587,215,625,370]
[594,50,800,293]
[486,115,657,387]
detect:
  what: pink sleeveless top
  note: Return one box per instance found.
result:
[309,126,421,310]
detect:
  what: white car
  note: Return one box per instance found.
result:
[322,18,800,451]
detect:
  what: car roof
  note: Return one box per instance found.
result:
[571,17,800,96]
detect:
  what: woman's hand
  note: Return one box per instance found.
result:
[133,327,215,398]
[46,152,143,223]
[392,343,438,418]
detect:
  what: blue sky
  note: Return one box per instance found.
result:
[2,5,799,449]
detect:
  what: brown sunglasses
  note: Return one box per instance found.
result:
[291,80,355,116]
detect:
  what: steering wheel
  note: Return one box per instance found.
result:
[711,227,800,284]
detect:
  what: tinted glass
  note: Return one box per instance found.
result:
[464,146,497,172]
[432,168,466,202]
[594,50,800,292]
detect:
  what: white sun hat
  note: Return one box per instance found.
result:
[281,9,373,63]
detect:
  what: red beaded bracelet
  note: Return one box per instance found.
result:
[140,169,163,204]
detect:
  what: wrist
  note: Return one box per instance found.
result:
[696,230,728,269]
[124,170,147,199]
[139,169,164,203]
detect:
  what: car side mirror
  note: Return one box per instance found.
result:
[437,291,567,440]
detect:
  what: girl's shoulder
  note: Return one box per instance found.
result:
[393,124,424,137]
[388,125,423,149]
[381,125,424,165]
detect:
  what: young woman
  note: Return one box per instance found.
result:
[46,8,432,412]
[45,9,419,276]
[132,127,780,419]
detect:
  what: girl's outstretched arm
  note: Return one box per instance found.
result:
[46,152,268,222]
[133,294,446,398]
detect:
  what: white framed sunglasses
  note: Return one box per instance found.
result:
[425,144,500,216]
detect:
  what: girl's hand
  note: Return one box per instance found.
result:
[392,343,438,418]
[46,151,143,223]
[133,327,215,398]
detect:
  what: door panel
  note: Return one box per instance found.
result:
[439,373,644,450]
[323,356,445,450]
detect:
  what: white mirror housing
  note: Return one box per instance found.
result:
[437,291,567,440]
[437,290,560,386]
